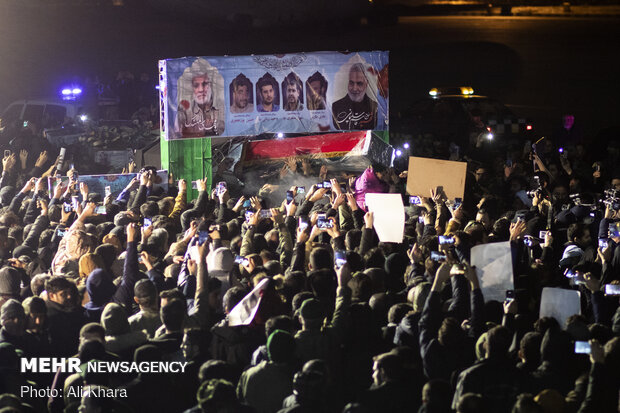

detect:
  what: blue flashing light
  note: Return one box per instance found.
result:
[61,89,72,95]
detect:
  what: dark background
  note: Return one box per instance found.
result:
[1,2,619,139]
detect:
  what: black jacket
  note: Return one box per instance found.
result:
[452,357,528,413]
[45,300,87,357]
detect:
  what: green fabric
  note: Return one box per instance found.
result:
[160,133,212,200]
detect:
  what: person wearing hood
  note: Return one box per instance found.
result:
[116,344,174,413]
[0,266,21,309]
[114,222,147,310]
[394,281,431,353]
[295,264,352,379]
[207,246,235,294]
[83,223,150,321]
[237,329,296,413]
[530,327,577,396]
[94,243,123,281]
[84,269,116,322]
[100,302,147,361]
[452,326,528,413]
[21,296,48,353]
[0,299,41,357]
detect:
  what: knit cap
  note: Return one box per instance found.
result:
[1,299,26,325]
[299,298,323,321]
[266,329,295,363]
[0,267,21,296]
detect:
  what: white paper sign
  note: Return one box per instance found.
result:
[228,278,269,327]
[471,241,514,302]
[540,287,581,327]
[365,193,405,243]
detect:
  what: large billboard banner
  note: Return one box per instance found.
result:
[159,51,389,140]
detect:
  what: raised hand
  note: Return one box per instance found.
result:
[232,196,246,213]
[178,178,187,193]
[250,196,261,210]
[21,177,37,194]
[450,204,464,222]
[331,178,342,196]
[509,220,527,241]
[598,245,612,264]
[183,220,199,242]
[503,297,517,314]
[285,157,298,173]
[79,182,89,199]
[35,151,48,168]
[125,177,138,192]
[346,193,358,211]
[19,150,28,168]
[81,201,96,218]
[139,251,153,271]
[279,163,289,179]
[332,193,346,210]
[127,222,140,243]
[218,188,230,205]
[35,177,46,193]
[308,187,328,203]
[196,177,207,192]
[2,153,16,172]
[60,202,72,224]
[319,164,328,180]
[139,170,150,186]
[285,199,297,217]
[432,262,452,291]
[336,262,351,287]
[248,209,260,227]
[141,224,154,241]
[296,226,310,244]
[407,243,422,264]
[584,272,601,293]
[38,198,49,216]
[270,208,284,225]
[463,263,480,290]
[364,211,374,229]
[348,176,357,190]
[325,217,340,239]
[301,158,311,176]
[589,339,605,365]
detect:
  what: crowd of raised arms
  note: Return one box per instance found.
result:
[0,132,620,413]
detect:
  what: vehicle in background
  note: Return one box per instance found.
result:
[0,97,119,144]
[0,96,160,173]
[395,86,534,148]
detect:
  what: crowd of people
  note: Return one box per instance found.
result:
[0,126,619,413]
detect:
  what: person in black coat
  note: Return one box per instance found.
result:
[44,276,87,357]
